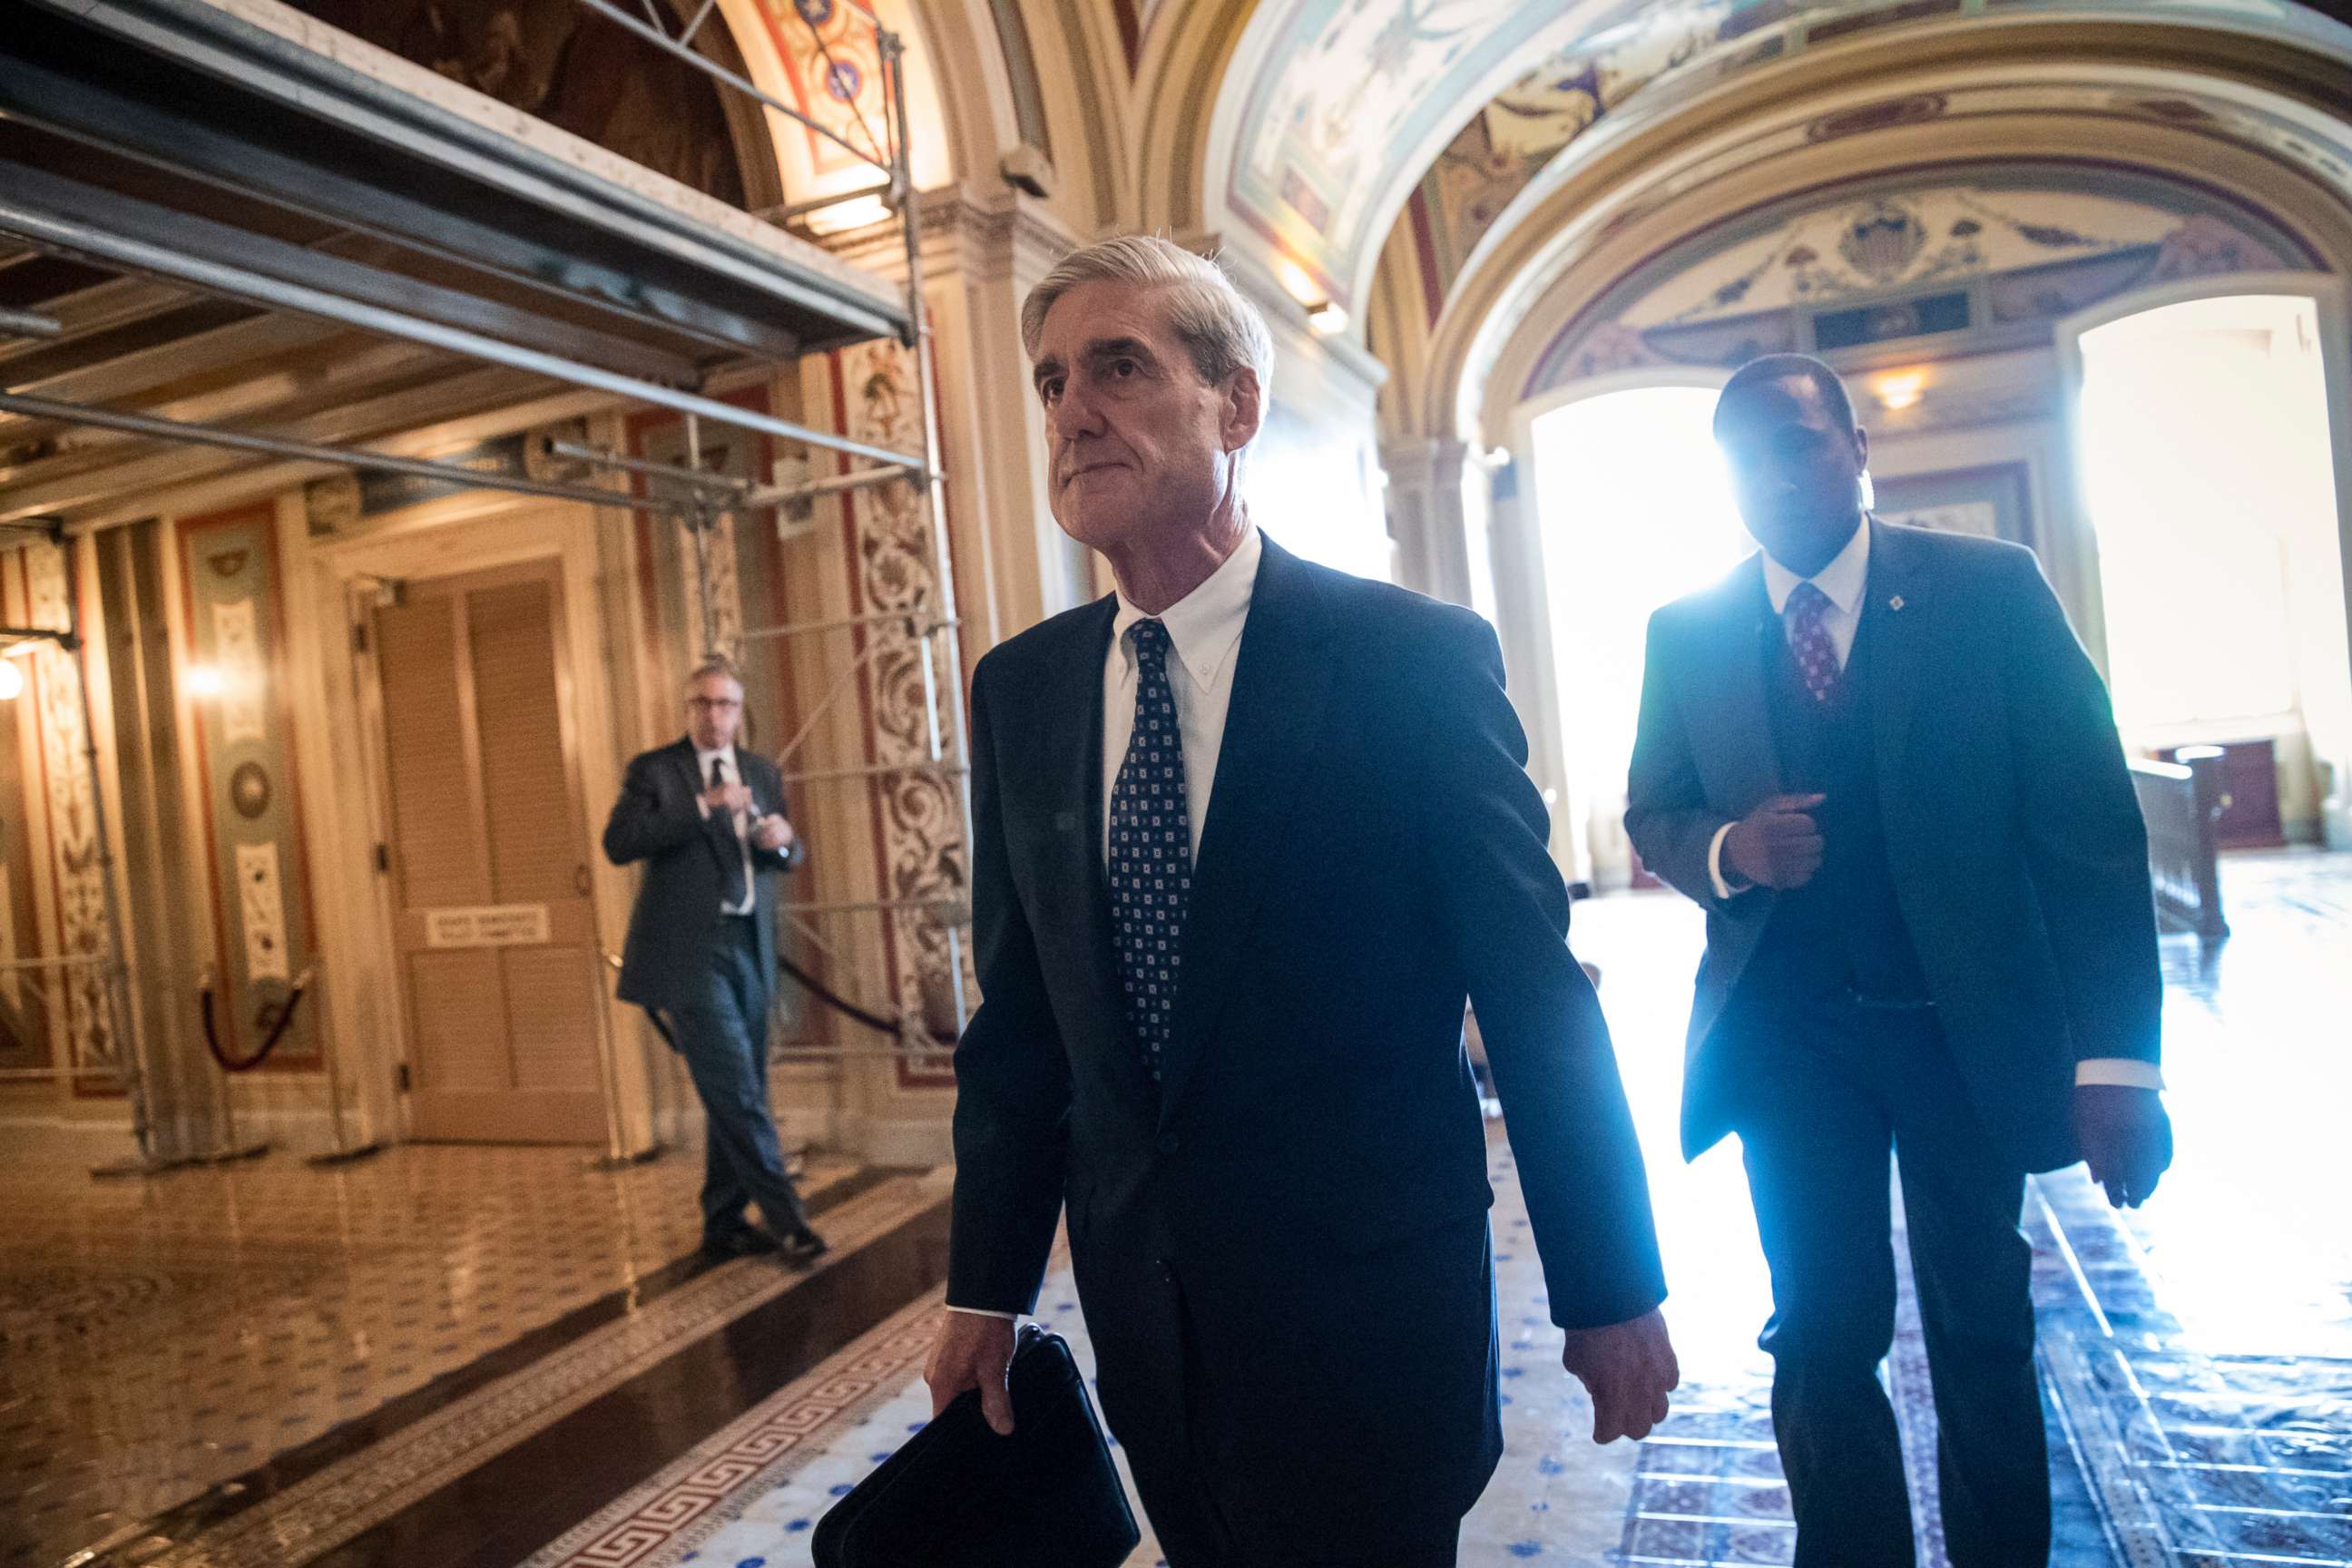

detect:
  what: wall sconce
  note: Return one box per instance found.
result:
[184,663,224,699]
[1274,257,1321,307]
[1307,302,1349,336]
[0,656,22,702]
[1874,370,1926,413]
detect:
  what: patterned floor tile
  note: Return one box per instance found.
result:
[0,1141,859,1568]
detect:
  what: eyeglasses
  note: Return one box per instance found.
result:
[686,697,742,710]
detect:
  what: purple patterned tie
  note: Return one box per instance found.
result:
[1785,581,1843,703]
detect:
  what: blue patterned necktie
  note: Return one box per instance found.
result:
[1108,620,1191,1084]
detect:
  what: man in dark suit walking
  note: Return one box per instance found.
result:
[924,235,1679,1568]
[1626,354,2175,1566]
[604,656,824,1264]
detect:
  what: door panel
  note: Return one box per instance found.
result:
[470,579,579,906]
[376,598,485,911]
[371,559,606,1143]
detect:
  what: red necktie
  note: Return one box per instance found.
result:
[1785,582,1842,703]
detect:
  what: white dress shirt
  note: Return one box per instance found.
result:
[948,526,1262,1324]
[1702,517,2161,1092]
[1101,524,1260,866]
[693,742,757,916]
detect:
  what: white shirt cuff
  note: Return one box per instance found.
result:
[944,1304,1020,1321]
[1707,820,1751,901]
[2075,1058,2165,1091]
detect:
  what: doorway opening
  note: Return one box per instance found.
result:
[1527,383,1750,890]
[2076,293,2352,848]
[362,555,611,1143]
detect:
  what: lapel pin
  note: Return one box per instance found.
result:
[1889,594,1906,612]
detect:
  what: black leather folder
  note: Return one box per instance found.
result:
[812,1322,1142,1568]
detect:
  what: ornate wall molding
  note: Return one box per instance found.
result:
[830,338,967,1088]
[20,542,113,1078]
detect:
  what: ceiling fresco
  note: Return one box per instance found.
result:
[1212,0,2347,314]
[1517,173,2313,397]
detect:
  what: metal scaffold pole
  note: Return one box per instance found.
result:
[0,5,989,1189]
[885,26,975,1039]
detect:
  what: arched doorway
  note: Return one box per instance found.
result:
[1520,378,1749,891]
[2062,278,2352,849]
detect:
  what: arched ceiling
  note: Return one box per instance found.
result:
[1431,43,2352,446]
[1189,0,2352,316]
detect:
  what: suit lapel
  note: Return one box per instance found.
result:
[1155,540,1334,1127]
[671,740,737,878]
[1686,557,1784,809]
[1046,597,1151,1107]
[1863,518,1925,803]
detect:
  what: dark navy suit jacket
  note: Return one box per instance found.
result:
[603,737,797,1015]
[946,534,1666,1552]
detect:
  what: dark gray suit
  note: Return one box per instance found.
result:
[950,537,1666,1565]
[1626,517,2161,1566]
[604,738,808,1241]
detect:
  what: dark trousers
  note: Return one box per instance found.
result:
[669,916,808,1240]
[1728,997,2048,1568]
[1142,1479,1456,1568]
[1094,1246,1475,1568]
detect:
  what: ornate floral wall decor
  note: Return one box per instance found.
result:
[15,542,113,1082]
[829,337,966,1089]
[636,412,756,668]
[180,506,320,1068]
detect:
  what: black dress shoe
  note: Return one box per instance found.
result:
[779,1228,829,1266]
[701,1227,782,1259]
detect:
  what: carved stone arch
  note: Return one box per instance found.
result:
[1414,14,2352,451]
[1132,0,1255,237]
[1006,0,1142,232]
[907,0,1031,188]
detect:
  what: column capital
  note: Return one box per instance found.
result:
[1379,436,1472,492]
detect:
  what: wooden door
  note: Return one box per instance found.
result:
[370,560,607,1142]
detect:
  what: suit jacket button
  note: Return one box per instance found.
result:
[1156,1132,1181,1155]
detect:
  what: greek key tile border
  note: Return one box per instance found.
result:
[522,1234,1073,1568]
[147,1175,946,1568]
[517,1290,946,1568]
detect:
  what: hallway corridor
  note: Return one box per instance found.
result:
[487,851,2352,1567]
[3,850,2347,1567]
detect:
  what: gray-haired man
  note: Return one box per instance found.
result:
[924,235,1677,1567]
[604,658,825,1264]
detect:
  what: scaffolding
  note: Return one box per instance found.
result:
[0,0,976,1167]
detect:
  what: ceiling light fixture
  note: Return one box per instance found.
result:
[1875,370,1926,412]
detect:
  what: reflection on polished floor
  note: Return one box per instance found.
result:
[4,849,2348,1567]
[518,849,2352,1568]
[0,1138,949,1568]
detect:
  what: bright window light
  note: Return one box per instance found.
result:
[2078,297,2339,731]
[1531,385,1749,887]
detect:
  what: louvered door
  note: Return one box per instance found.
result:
[371,560,605,1142]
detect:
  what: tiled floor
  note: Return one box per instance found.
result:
[556,848,2352,1568]
[0,1139,858,1567]
[6,849,2348,1568]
